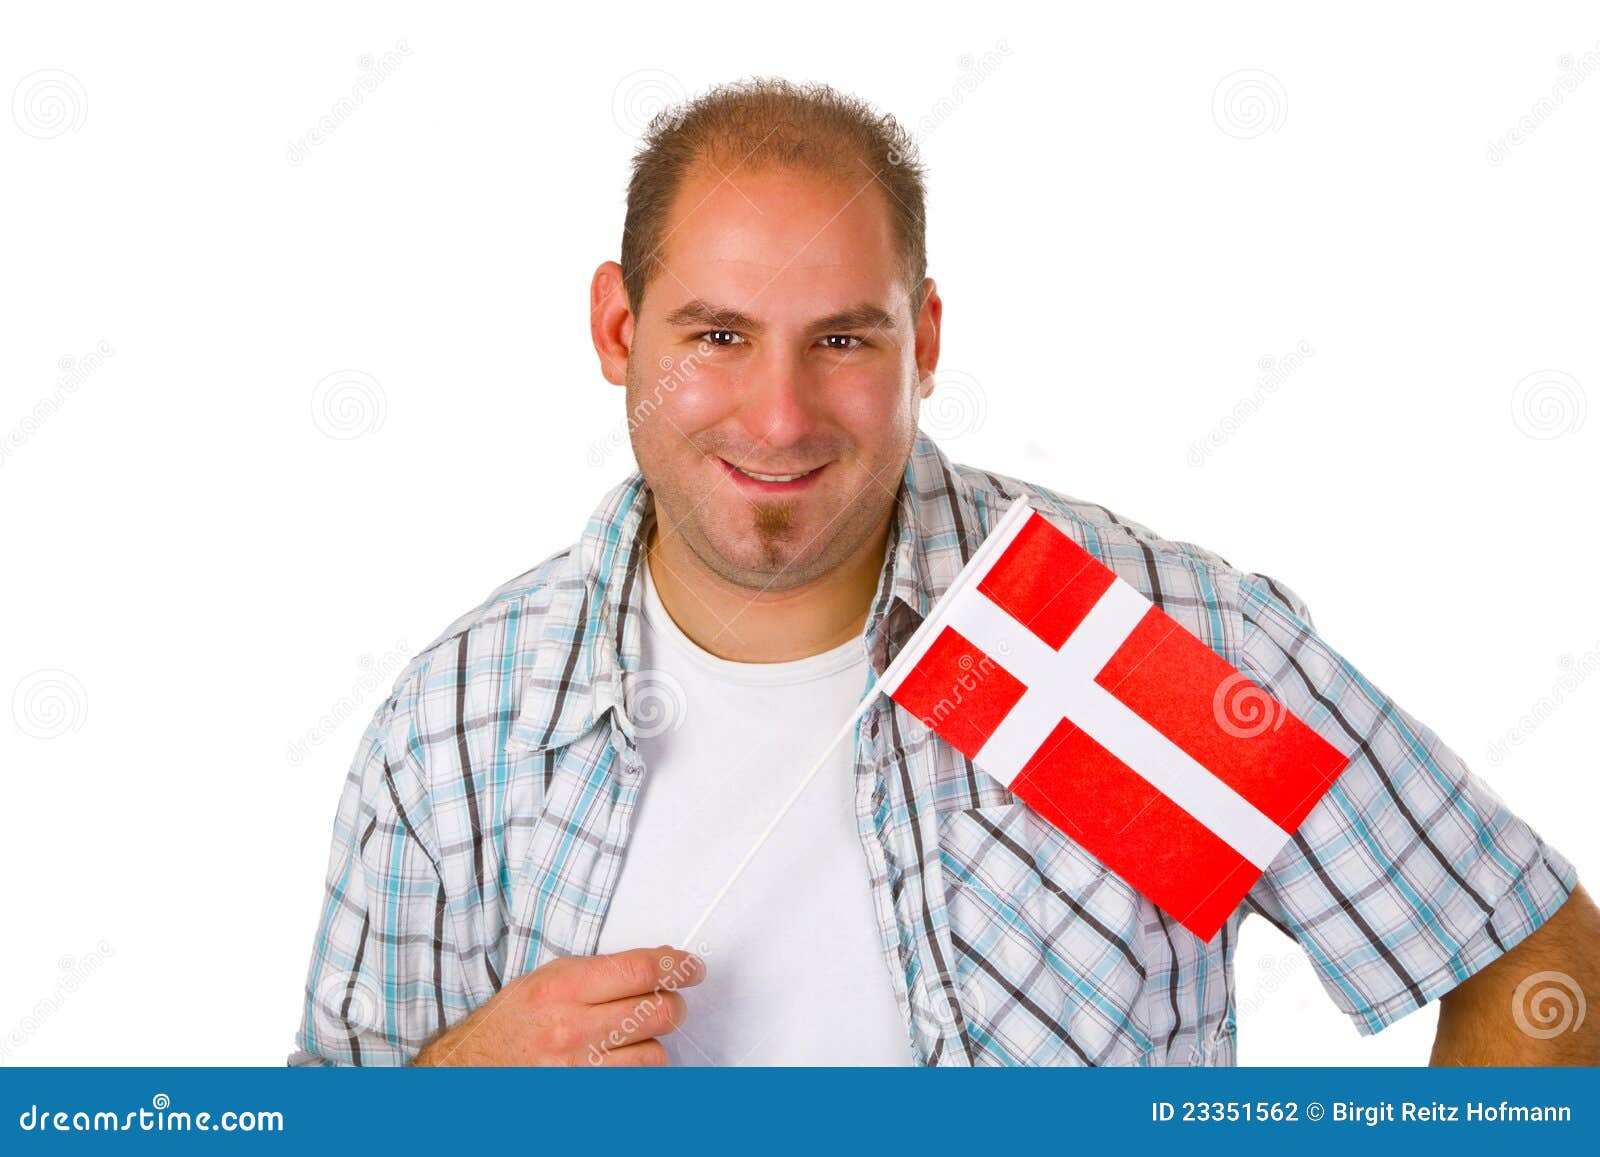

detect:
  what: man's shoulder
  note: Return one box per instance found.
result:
[947,458,1313,628]
[329,541,595,923]
[951,458,1238,578]
[375,542,586,733]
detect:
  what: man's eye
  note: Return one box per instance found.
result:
[698,330,743,347]
[821,335,864,351]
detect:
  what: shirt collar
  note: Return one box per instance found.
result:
[507,428,983,753]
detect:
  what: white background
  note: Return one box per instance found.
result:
[2,1,1596,1067]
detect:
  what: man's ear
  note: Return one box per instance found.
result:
[914,277,941,399]
[590,261,634,386]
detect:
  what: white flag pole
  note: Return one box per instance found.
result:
[676,495,1038,950]
[678,689,880,949]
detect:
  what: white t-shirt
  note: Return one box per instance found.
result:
[593,553,914,1065]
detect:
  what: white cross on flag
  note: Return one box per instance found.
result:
[876,497,1353,940]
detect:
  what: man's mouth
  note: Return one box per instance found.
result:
[717,456,829,491]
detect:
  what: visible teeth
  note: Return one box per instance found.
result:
[737,465,814,482]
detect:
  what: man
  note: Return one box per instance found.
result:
[290,78,1597,1067]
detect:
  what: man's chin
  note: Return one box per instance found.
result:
[701,537,825,589]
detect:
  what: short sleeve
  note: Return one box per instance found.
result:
[288,682,460,1065]
[1236,572,1580,1035]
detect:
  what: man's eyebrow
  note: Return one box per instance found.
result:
[662,300,762,331]
[661,300,897,333]
[809,303,897,333]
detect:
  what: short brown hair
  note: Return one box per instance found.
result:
[620,77,928,320]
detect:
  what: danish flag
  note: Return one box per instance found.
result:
[877,497,1353,940]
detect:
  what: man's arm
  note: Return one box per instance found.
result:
[1236,571,1584,1046]
[1431,883,1600,1065]
[290,687,437,1067]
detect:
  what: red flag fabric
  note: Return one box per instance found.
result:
[877,498,1353,940]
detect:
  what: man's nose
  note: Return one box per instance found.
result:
[734,349,818,451]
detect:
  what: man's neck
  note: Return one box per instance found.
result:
[644,511,891,664]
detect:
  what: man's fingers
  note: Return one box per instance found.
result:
[570,945,705,1004]
[580,987,687,1053]
[590,1039,669,1067]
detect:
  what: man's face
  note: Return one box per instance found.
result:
[615,163,936,593]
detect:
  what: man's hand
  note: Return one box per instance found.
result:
[1432,883,1599,1065]
[410,945,704,1067]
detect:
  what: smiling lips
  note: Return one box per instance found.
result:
[717,456,829,493]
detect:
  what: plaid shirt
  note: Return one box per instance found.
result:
[290,429,1578,1067]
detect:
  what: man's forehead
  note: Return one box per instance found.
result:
[658,164,896,265]
[671,155,872,216]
